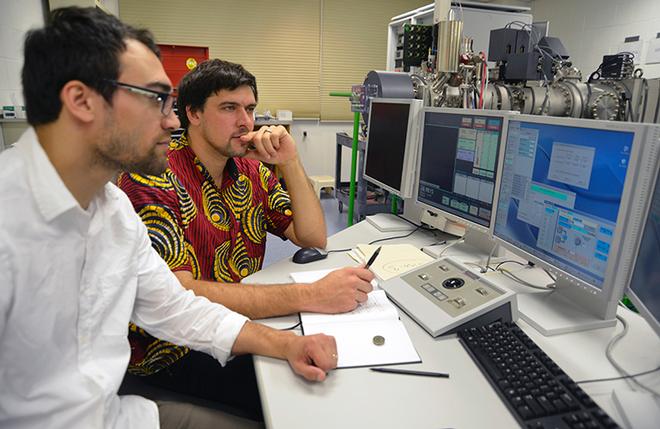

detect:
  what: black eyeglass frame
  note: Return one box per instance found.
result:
[104,79,176,116]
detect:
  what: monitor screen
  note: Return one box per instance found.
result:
[416,110,505,228]
[364,99,417,196]
[494,120,635,289]
[627,169,660,337]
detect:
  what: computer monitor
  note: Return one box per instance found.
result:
[413,108,510,252]
[493,115,660,336]
[364,98,423,198]
[626,164,660,338]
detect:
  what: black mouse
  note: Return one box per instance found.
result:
[292,247,328,264]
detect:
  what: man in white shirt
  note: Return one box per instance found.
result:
[0,7,344,429]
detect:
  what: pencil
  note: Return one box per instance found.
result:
[370,368,449,378]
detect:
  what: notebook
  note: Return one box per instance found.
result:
[300,290,420,368]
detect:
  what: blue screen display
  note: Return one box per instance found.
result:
[628,170,660,332]
[494,120,635,288]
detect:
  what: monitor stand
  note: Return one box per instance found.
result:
[517,290,616,336]
[365,213,415,232]
[420,210,505,265]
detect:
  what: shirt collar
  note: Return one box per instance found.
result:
[16,127,117,223]
[16,127,80,222]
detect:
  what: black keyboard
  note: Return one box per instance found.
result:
[457,321,621,429]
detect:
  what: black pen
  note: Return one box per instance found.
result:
[370,368,450,378]
[365,246,382,269]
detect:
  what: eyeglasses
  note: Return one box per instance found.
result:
[105,80,176,116]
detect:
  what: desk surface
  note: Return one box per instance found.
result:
[245,220,660,429]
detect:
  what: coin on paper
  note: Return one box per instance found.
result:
[373,335,385,346]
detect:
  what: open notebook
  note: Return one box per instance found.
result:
[292,269,420,368]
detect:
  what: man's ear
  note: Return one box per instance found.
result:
[186,105,202,126]
[59,80,98,123]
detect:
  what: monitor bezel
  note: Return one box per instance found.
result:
[492,114,659,320]
[412,107,513,235]
[363,98,423,198]
[625,157,660,338]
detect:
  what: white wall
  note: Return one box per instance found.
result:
[290,120,355,179]
[0,0,43,107]
[0,0,43,146]
[530,0,660,79]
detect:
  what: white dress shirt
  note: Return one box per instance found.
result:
[0,128,249,428]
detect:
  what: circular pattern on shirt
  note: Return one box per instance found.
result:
[268,185,292,215]
[169,134,190,151]
[243,203,266,245]
[258,163,272,192]
[223,174,253,216]
[169,171,197,226]
[213,240,234,282]
[229,235,261,280]
[126,324,189,376]
[202,179,230,231]
[138,204,188,270]
[126,171,173,190]
[185,241,200,280]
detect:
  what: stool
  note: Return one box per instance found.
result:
[308,175,335,198]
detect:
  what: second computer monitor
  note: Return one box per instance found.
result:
[364,98,422,198]
[626,164,660,338]
[416,108,508,234]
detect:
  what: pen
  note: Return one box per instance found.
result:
[365,246,382,269]
[370,368,450,378]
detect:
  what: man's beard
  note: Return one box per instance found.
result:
[201,122,249,159]
[94,114,169,177]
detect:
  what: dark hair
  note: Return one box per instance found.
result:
[176,59,258,129]
[22,7,160,126]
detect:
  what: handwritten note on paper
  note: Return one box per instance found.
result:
[300,290,398,325]
[355,244,434,281]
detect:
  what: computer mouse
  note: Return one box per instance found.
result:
[292,247,328,264]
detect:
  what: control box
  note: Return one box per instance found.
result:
[381,257,518,337]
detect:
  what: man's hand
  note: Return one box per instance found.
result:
[231,322,337,382]
[284,333,338,382]
[240,125,298,166]
[305,267,375,314]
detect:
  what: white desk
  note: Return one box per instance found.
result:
[244,220,660,429]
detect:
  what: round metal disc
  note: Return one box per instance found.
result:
[373,335,385,346]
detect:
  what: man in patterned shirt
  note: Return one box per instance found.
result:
[118,59,373,419]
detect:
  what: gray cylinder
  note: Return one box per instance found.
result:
[437,20,463,72]
[363,71,414,99]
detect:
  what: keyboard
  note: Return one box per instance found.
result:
[457,321,621,429]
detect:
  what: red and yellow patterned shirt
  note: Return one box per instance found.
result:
[117,134,293,374]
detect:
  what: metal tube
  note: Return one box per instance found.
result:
[437,20,463,72]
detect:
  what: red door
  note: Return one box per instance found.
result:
[158,45,209,88]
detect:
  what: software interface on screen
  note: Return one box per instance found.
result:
[628,170,660,328]
[417,112,504,227]
[494,120,635,289]
[365,102,411,192]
